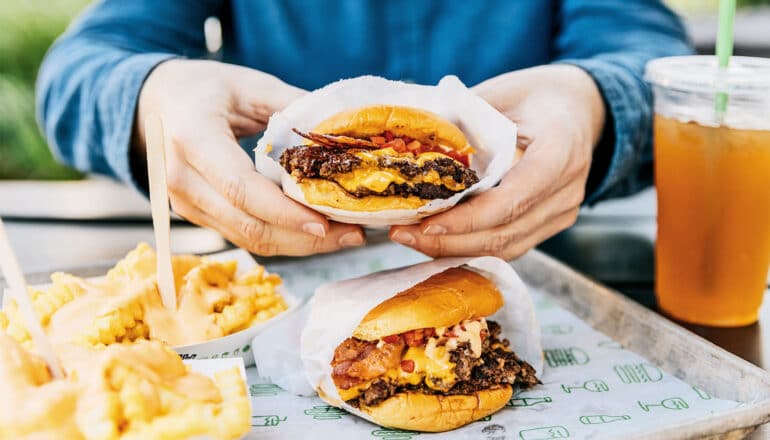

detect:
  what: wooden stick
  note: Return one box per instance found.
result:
[145,114,177,311]
[0,218,64,379]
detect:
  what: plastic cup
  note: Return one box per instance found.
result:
[646,55,770,327]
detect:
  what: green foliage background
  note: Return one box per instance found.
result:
[0,0,89,180]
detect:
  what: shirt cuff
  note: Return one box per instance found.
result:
[97,52,178,192]
[554,58,653,205]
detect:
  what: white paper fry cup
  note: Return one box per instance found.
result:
[254,75,518,228]
[252,256,542,424]
[3,249,299,368]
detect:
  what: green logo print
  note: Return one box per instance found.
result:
[692,386,712,400]
[535,297,557,310]
[613,363,663,383]
[542,324,573,335]
[543,348,589,367]
[579,415,631,425]
[561,379,609,393]
[507,396,553,407]
[597,340,624,349]
[251,415,287,427]
[303,405,348,420]
[249,383,283,397]
[519,426,570,439]
[638,397,689,412]
[371,428,420,440]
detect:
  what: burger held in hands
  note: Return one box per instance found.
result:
[280,105,480,211]
[255,75,520,226]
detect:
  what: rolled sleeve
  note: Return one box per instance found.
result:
[551,0,693,204]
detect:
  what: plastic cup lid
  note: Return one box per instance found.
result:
[645,55,770,96]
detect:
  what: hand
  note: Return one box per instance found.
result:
[134,60,365,256]
[390,65,605,260]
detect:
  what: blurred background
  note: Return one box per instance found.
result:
[1,0,769,182]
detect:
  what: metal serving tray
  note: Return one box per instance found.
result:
[4,242,769,439]
[513,251,770,439]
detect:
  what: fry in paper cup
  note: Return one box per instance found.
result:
[0,244,299,367]
[253,256,542,432]
[255,75,520,227]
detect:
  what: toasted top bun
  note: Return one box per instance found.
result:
[352,267,503,341]
[312,105,474,155]
[360,386,512,432]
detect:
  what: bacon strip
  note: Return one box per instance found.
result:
[292,129,379,149]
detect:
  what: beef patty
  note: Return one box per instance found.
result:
[279,146,479,200]
[349,321,539,408]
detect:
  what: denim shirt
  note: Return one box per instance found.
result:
[36,0,691,204]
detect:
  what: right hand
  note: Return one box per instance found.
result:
[134,60,365,256]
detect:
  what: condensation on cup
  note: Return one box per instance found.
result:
[646,56,770,327]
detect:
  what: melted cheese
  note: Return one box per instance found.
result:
[329,149,467,195]
[445,318,486,358]
[340,339,457,401]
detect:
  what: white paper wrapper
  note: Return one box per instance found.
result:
[253,256,542,426]
[254,75,518,227]
[4,249,300,368]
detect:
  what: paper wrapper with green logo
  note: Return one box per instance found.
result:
[253,75,518,228]
[255,256,543,429]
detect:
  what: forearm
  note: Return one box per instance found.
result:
[35,0,217,187]
[553,0,693,203]
[36,40,175,187]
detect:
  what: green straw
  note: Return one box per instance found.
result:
[715,0,736,122]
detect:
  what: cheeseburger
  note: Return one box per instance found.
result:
[328,267,539,432]
[279,105,480,211]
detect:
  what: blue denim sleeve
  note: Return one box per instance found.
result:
[35,0,222,188]
[552,0,693,204]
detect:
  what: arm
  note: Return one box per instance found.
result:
[390,0,692,259]
[552,0,692,203]
[36,0,365,256]
[36,0,219,186]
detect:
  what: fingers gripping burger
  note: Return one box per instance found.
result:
[279,105,481,211]
[327,267,540,432]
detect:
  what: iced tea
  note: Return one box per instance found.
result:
[655,115,770,326]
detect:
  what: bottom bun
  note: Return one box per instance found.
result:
[296,179,427,211]
[360,386,512,432]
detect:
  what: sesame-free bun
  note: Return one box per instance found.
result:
[312,105,474,155]
[352,267,503,341]
[359,386,512,432]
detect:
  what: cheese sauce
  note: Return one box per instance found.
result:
[341,318,488,400]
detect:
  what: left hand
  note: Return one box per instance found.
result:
[390,65,606,260]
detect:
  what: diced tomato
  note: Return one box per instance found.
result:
[384,138,407,153]
[382,334,401,344]
[480,329,488,341]
[400,359,415,373]
[401,136,413,144]
[406,140,421,152]
[384,131,394,142]
[371,136,386,145]
[423,328,435,338]
[444,330,457,338]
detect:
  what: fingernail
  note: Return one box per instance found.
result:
[302,222,326,238]
[391,230,416,246]
[422,224,447,235]
[338,232,364,247]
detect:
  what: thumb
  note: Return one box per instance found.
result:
[230,66,307,119]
